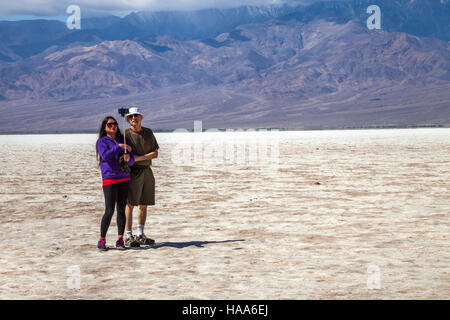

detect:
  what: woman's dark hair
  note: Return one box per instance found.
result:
[96,116,124,167]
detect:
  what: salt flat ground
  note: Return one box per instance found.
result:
[0,129,448,299]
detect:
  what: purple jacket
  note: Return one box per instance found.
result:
[96,136,135,180]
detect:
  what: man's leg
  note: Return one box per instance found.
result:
[138,205,147,225]
[126,167,144,241]
[125,203,134,236]
[136,167,155,245]
[137,205,155,244]
[124,203,140,247]
[137,205,147,236]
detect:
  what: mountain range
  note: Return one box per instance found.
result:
[0,0,449,132]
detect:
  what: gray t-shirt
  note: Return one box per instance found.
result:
[125,127,159,167]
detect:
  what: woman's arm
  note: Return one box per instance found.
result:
[118,144,132,152]
[97,139,120,161]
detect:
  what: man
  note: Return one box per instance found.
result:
[124,107,159,247]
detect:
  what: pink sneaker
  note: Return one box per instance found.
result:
[116,238,126,250]
[97,238,107,251]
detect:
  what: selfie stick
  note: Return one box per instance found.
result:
[118,107,129,154]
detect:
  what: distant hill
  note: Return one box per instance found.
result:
[0,0,449,132]
[0,1,449,62]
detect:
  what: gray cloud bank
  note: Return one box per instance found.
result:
[0,0,326,17]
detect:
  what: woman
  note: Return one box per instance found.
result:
[96,116,135,251]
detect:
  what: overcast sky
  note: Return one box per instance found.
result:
[0,0,325,18]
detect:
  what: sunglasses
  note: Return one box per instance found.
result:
[128,114,140,118]
[106,122,118,128]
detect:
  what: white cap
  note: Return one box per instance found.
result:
[126,107,143,118]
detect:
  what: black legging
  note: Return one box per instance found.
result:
[101,181,129,238]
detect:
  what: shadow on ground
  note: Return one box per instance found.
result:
[121,239,245,250]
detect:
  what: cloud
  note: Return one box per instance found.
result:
[0,0,318,18]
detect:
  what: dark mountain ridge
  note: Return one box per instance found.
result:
[0,1,448,131]
[0,1,449,62]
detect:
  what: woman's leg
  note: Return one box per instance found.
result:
[116,181,129,237]
[101,183,119,239]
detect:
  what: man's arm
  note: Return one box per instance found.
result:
[134,149,158,162]
[147,149,158,159]
[134,155,148,162]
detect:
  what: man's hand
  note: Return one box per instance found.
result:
[123,154,130,162]
[133,150,158,162]
[145,149,158,160]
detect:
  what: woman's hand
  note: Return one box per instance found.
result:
[123,154,130,163]
[118,144,132,152]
